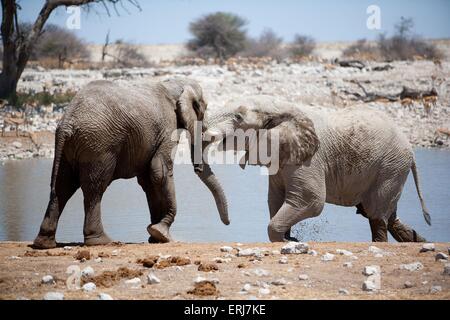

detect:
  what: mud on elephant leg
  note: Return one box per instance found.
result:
[80,162,113,246]
[33,158,79,249]
[388,212,426,242]
[369,218,388,242]
[143,155,176,243]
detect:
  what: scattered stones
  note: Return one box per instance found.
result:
[400,262,424,271]
[220,246,233,253]
[98,293,114,300]
[321,252,335,261]
[82,282,97,292]
[298,274,309,281]
[82,266,95,277]
[252,269,270,277]
[435,252,448,261]
[404,281,414,288]
[278,256,288,264]
[12,141,22,149]
[236,248,265,257]
[343,262,353,268]
[258,288,270,295]
[363,265,380,276]
[443,264,450,275]
[338,288,349,295]
[368,246,383,254]
[94,257,102,263]
[43,292,64,300]
[63,246,73,251]
[420,243,435,252]
[147,273,161,284]
[281,242,309,254]
[362,276,381,292]
[308,250,318,256]
[430,285,442,293]
[271,278,287,286]
[41,275,55,285]
[336,249,353,256]
[125,277,142,287]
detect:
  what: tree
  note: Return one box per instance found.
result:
[0,0,140,104]
[242,28,284,59]
[290,34,316,58]
[187,12,248,61]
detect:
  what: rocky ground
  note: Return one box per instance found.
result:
[0,241,449,300]
[1,58,450,163]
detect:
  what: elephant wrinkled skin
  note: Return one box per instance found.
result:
[33,78,229,249]
[204,95,430,242]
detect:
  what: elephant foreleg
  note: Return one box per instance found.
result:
[268,180,298,241]
[142,155,176,243]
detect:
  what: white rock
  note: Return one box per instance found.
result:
[400,262,424,271]
[111,250,120,256]
[237,248,262,257]
[220,246,233,253]
[443,264,450,275]
[41,275,55,284]
[8,256,22,260]
[336,249,353,256]
[363,265,380,276]
[308,250,318,256]
[271,278,287,286]
[81,266,95,277]
[281,242,309,254]
[420,243,435,252]
[374,253,384,258]
[259,288,270,295]
[94,257,102,263]
[44,292,64,300]
[271,250,280,255]
[194,276,219,284]
[213,257,231,263]
[430,285,442,293]
[98,293,113,300]
[404,281,414,288]
[252,269,270,277]
[298,274,309,281]
[362,275,381,291]
[278,256,288,264]
[435,252,448,261]
[321,252,335,261]
[12,141,22,149]
[82,282,96,292]
[147,273,161,284]
[125,277,141,287]
[368,246,383,254]
[242,283,252,292]
[338,288,349,295]
[343,262,353,268]
[63,246,73,251]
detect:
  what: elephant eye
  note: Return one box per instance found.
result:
[234,113,243,122]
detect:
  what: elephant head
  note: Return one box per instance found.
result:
[204,95,319,172]
[160,78,230,225]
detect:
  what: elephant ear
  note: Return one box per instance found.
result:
[262,111,319,168]
[176,86,203,137]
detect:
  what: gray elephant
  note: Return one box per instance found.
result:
[33,78,229,249]
[203,95,430,242]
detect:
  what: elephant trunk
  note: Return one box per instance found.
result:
[190,143,230,225]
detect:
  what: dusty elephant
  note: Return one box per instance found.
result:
[203,95,430,242]
[33,78,229,249]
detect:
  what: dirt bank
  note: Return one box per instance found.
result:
[0,241,449,300]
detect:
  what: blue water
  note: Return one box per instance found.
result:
[0,149,449,243]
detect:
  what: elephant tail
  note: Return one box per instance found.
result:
[411,159,431,226]
[50,127,67,195]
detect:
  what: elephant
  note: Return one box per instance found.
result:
[33,78,229,249]
[203,95,430,242]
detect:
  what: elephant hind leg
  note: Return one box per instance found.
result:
[387,212,426,242]
[33,157,79,249]
[79,158,114,246]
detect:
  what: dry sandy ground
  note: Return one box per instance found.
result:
[0,241,449,300]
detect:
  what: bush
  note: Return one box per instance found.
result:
[242,29,285,59]
[112,40,149,68]
[289,34,316,58]
[342,39,380,60]
[32,24,90,67]
[187,12,248,61]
